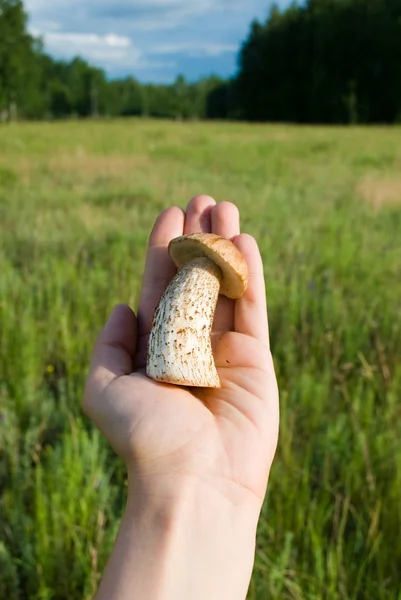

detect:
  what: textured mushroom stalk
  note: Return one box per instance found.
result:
[146,232,248,389]
[146,257,222,388]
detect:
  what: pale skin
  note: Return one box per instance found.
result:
[83,195,280,600]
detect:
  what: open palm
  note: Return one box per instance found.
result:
[84,196,279,508]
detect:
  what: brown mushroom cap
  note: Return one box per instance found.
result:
[168,233,248,299]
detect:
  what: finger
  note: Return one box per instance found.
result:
[184,195,216,233]
[138,206,185,335]
[211,201,240,239]
[233,234,270,347]
[83,304,137,412]
[210,202,240,333]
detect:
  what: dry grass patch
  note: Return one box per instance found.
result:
[49,152,149,179]
[357,175,401,209]
[1,152,150,190]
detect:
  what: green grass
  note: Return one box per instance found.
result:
[0,119,400,599]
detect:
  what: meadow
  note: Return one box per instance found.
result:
[0,119,400,599]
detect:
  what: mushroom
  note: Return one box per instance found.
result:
[146,233,248,388]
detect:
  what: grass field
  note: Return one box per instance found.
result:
[0,119,400,600]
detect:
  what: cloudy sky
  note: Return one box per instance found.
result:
[25,0,286,83]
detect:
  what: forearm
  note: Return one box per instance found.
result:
[95,474,260,600]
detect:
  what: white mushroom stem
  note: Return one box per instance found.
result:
[146,256,222,388]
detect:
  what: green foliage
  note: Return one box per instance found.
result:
[0,0,38,116]
[0,165,18,187]
[0,542,19,599]
[0,119,400,598]
[236,0,401,123]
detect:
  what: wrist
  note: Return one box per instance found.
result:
[123,470,260,600]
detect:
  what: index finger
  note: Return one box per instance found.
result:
[137,206,185,335]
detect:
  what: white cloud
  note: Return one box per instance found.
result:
[105,34,132,48]
[36,30,176,74]
[33,30,141,70]
[151,42,238,57]
[45,32,132,50]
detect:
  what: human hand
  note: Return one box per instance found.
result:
[84,195,279,599]
[83,195,279,511]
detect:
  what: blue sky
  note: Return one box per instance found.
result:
[25,0,286,83]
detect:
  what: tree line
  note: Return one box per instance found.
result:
[0,0,231,121]
[1,0,401,124]
[236,0,401,124]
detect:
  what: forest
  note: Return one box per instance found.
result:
[1,0,401,123]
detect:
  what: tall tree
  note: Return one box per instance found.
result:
[0,0,36,119]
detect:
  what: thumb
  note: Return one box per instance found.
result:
[83,304,137,413]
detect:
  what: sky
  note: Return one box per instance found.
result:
[24,0,286,83]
